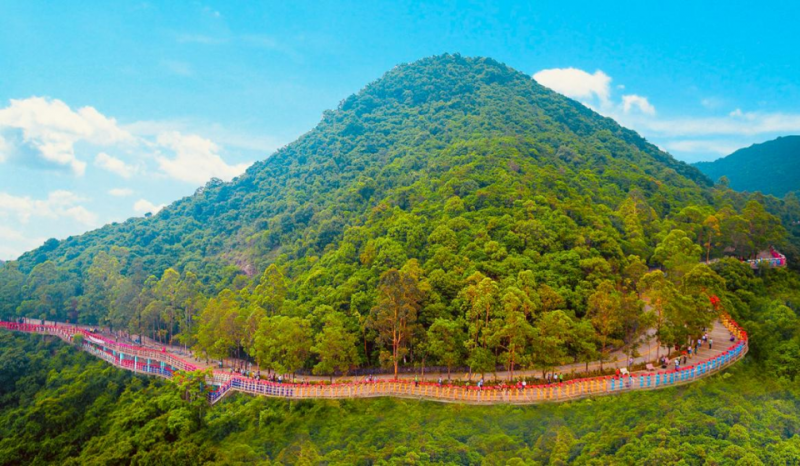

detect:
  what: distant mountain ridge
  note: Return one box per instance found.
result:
[694,136,800,197]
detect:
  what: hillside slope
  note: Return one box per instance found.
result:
[694,136,800,197]
[0,53,795,391]
[13,54,710,278]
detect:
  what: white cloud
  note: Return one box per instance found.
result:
[0,225,45,261]
[108,188,134,197]
[533,68,612,104]
[628,111,800,137]
[155,131,252,184]
[0,190,97,226]
[125,119,284,153]
[133,198,165,215]
[535,66,800,161]
[95,152,139,178]
[622,94,656,115]
[0,97,134,175]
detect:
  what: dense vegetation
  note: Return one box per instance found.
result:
[1,55,799,380]
[0,264,798,464]
[1,53,799,463]
[694,136,800,198]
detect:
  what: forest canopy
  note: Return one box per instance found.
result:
[1,55,798,379]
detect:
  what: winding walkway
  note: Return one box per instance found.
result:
[0,314,748,405]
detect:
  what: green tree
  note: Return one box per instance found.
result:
[368,269,422,378]
[587,280,622,370]
[492,288,536,380]
[311,312,360,380]
[426,318,466,379]
[652,229,702,287]
[254,315,313,376]
[531,310,572,377]
[253,264,288,315]
[462,272,499,377]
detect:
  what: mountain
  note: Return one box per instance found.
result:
[694,136,800,197]
[0,54,718,320]
[2,56,800,466]
[1,54,794,375]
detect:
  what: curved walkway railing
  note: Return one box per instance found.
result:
[0,314,748,406]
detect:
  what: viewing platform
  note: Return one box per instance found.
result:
[743,248,787,269]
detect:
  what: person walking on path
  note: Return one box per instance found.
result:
[709,338,713,350]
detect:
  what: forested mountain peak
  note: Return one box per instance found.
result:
[14,54,709,273]
[1,55,794,376]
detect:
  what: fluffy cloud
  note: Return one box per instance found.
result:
[0,190,97,225]
[155,131,252,184]
[133,198,165,215]
[535,66,800,161]
[0,97,134,175]
[108,188,134,197]
[95,152,138,178]
[0,96,261,186]
[533,68,612,104]
[622,94,656,115]
[0,225,45,261]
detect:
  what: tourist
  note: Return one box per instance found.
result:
[709,338,713,350]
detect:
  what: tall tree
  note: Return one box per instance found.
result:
[702,214,723,263]
[492,288,536,380]
[426,318,465,379]
[587,280,622,370]
[254,315,313,376]
[311,312,360,380]
[253,264,288,315]
[368,269,422,378]
[652,229,702,287]
[531,310,573,377]
[462,272,499,378]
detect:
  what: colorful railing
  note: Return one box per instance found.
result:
[0,314,749,405]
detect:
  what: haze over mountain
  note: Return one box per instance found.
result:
[694,136,800,197]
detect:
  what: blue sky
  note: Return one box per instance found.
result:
[1,1,799,260]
